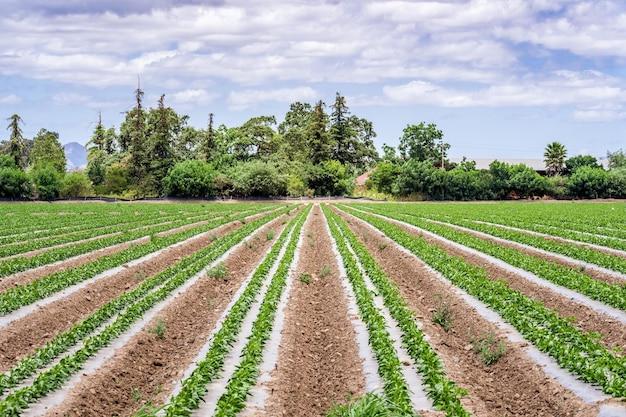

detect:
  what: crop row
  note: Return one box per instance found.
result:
[0,210,217,258]
[355,205,626,312]
[0,208,285,417]
[140,205,310,417]
[324,206,470,417]
[212,205,311,417]
[0,205,274,279]
[424,213,626,274]
[466,217,626,251]
[324,206,416,416]
[0,208,289,397]
[0,206,282,314]
[340,205,626,398]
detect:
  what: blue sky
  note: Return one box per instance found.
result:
[0,0,625,160]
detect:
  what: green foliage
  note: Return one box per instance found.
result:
[207,263,228,280]
[567,166,609,199]
[102,162,130,195]
[230,160,287,197]
[326,393,404,417]
[367,161,399,194]
[565,154,601,173]
[29,129,66,173]
[286,174,307,197]
[164,160,215,198]
[507,164,550,198]
[308,160,353,196]
[0,154,16,169]
[60,172,93,198]
[398,122,449,167]
[6,114,27,169]
[0,167,31,198]
[607,149,626,169]
[319,264,331,278]
[30,165,62,200]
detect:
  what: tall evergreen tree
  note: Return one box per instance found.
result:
[6,114,26,169]
[307,101,332,164]
[87,112,106,154]
[201,112,215,161]
[119,80,148,182]
[330,92,351,164]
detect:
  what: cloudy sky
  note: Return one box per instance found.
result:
[1,0,625,159]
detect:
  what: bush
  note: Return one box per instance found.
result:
[507,164,549,198]
[286,174,307,197]
[30,165,62,200]
[307,160,354,196]
[368,161,399,194]
[0,155,17,169]
[565,155,601,174]
[567,167,609,199]
[102,163,130,195]
[547,175,568,199]
[60,172,93,198]
[164,160,215,198]
[231,161,287,197]
[606,169,626,198]
[0,167,31,199]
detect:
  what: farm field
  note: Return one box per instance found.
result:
[0,201,624,417]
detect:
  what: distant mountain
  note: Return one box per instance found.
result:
[63,142,87,171]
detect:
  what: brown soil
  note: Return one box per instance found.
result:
[439,221,625,286]
[260,205,365,417]
[0,238,147,293]
[336,208,598,417]
[43,212,293,417]
[0,219,244,372]
[413,226,626,352]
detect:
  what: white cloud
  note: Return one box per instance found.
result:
[170,88,217,105]
[0,94,21,104]
[228,86,317,110]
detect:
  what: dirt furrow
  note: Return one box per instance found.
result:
[0,220,244,372]
[430,219,624,285]
[42,214,292,417]
[337,209,597,417]
[415,228,626,351]
[259,205,365,417]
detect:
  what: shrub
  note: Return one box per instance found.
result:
[30,165,62,200]
[565,155,601,174]
[102,162,130,195]
[606,169,626,198]
[0,154,17,169]
[567,166,609,199]
[231,160,287,197]
[368,161,399,194]
[164,160,215,198]
[0,167,31,199]
[307,160,354,196]
[60,172,93,198]
[286,174,307,197]
[507,164,549,198]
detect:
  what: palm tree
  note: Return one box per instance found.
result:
[544,141,567,176]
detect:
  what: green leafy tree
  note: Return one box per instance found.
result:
[165,160,215,198]
[60,172,93,197]
[398,122,449,167]
[565,155,601,174]
[6,114,27,169]
[544,141,567,176]
[347,116,378,171]
[119,83,148,181]
[30,165,62,200]
[607,149,626,169]
[230,116,278,160]
[0,165,31,198]
[279,102,312,160]
[146,94,181,193]
[307,100,332,164]
[30,129,66,173]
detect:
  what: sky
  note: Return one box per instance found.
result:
[0,0,625,160]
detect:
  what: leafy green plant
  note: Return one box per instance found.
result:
[207,263,228,280]
[266,230,275,240]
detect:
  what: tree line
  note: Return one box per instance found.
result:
[1,85,624,200]
[366,125,626,200]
